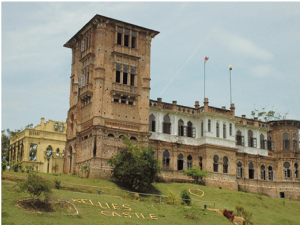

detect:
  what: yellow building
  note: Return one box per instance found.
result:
[8,118,67,173]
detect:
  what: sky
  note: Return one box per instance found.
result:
[2,2,300,131]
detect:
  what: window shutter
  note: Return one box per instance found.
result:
[81,40,85,52]
[264,140,267,149]
[271,141,274,151]
[241,136,244,146]
[192,127,196,138]
[184,126,187,136]
[253,138,257,148]
[178,126,181,136]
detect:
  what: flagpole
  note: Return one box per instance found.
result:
[204,60,206,99]
[229,65,232,105]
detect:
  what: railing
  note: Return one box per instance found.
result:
[112,82,138,94]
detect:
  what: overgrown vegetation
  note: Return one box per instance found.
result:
[223,209,235,222]
[108,136,161,192]
[183,166,208,184]
[181,189,191,205]
[80,165,90,178]
[236,206,252,225]
[167,189,177,205]
[251,107,288,121]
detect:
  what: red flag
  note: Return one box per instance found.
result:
[204,56,209,63]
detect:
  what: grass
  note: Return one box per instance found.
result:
[2,170,300,225]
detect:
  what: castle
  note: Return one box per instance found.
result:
[63,14,300,200]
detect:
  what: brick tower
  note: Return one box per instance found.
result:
[63,15,159,177]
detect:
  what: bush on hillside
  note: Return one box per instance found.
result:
[183,166,208,184]
[181,189,191,205]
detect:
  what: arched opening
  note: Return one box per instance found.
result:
[223,124,226,139]
[199,157,203,170]
[284,162,291,178]
[119,135,125,139]
[177,153,183,171]
[295,163,299,179]
[178,119,184,136]
[208,119,211,132]
[236,130,244,146]
[187,121,193,137]
[130,137,137,141]
[46,146,52,157]
[108,134,114,137]
[223,156,228,173]
[201,121,204,137]
[283,133,290,150]
[216,122,219,137]
[213,155,219,172]
[268,166,273,181]
[229,123,232,136]
[55,123,58,131]
[248,130,256,147]
[163,114,171,134]
[56,148,60,157]
[187,155,193,169]
[60,124,64,132]
[237,162,243,178]
[149,114,156,132]
[69,147,73,174]
[163,150,170,168]
[261,165,266,180]
[260,134,265,149]
[249,162,254,179]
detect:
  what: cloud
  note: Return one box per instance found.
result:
[251,64,281,78]
[214,29,274,61]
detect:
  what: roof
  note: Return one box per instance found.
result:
[64,14,160,48]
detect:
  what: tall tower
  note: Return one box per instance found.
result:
[63,15,159,177]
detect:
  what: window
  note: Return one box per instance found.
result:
[46,146,52,157]
[116,64,121,83]
[216,122,219,137]
[149,114,156,132]
[201,121,204,137]
[29,144,37,161]
[295,163,299,179]
[261,165,266,180]
[229,123,232,136]
[130,68,135,86]
[284,162,291,178]
[199,157,203,170]
[268,166,273,181]
[131,31,137,48]
[249,162,254,179]
[123,66,128,85]
[237,162,243,178]
[163,115,171,134]
[117,27,122,45]
[187,155,193,170]
[62,149,65,158]
[260,134,265,149]
[187,121,193,138]
[248,130,257,147]
[121,96,126,104]
[178,119,184,136]
[163,150,170,168]
[60,124,64,132]
[124,29,129,47]
[177,153,183,171]
[56,148,60,157]
[236,130,244,146]
[130,137,137,141]
[55,123,58,131]
[108,134,114,137]
[213,155,219,172]
[208,119,211,132]
[283,133,290,150]
[293,134,298,151]
[223,156,228,173]
[223,124,226,139]
[267,135,274,151]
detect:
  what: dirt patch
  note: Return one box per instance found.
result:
[16,198,77,214]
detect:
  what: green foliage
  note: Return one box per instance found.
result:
[107,136,161,192]
[54,179,61,189]
[80,165,90,178]
[181,189,191,205]
[166,189,177,205]
[183,166,208,184]
[18,173,52,200]
[12,161,22,172]
[183,204,199,220]
[235,206,252,224]
[251,107,288,122]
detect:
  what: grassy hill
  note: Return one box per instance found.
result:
[2,171,300,225]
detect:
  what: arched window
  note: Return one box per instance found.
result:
[213,155,219,172]
[187,155,193,169]
[249,162,254,179]
[208,119,211,132]
[177,153,184,171]
[130,137,137,141]
[56,148,60,157]
[283,133,290,150]
[163,115,171,134]
[261,165,266,180]
[268,166,273,181]
[178,119,184,136]
[216,122,220,138]
[46,146,52,157]
[237,162,243,178]
[201,121,204,137]
[295,163,299,179]
[54,123,58,131]
[149,114,156,132]
[60,124,64,132]
[223,124,226,139]
[293,134,298,151]
[284,162,291,178]
[260,134,265,149]
[199,157,203,170]
[248,130,256,147]
[29,144,37,161]
[108,134,114,137]
[223,156,228,173]
[236,130,244,146]
[229,123,232,136]
[187,121,193,138]
[163,150,170,168]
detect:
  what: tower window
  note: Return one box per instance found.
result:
[124,29,129,47]
[131,31,137,48]
[123,66,128,85]
[283,133,290,150]
[149,114,156,132]
[117,27,123,45]
[116,64,121,83]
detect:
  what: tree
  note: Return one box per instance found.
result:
[108,137,161,192]
[184,166,208,184]
[251,107,288,122]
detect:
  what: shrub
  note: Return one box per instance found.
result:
[235,206,252,225]
[18,173,52,201]
[183,166,208,184]
[181,189,191,206]
[81,165,90,178]
[223,209,235,221]
[167,189,177,205]
[54,179,61,189]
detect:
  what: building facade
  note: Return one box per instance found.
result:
[9,118,66,173]
[63,15,300,200]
